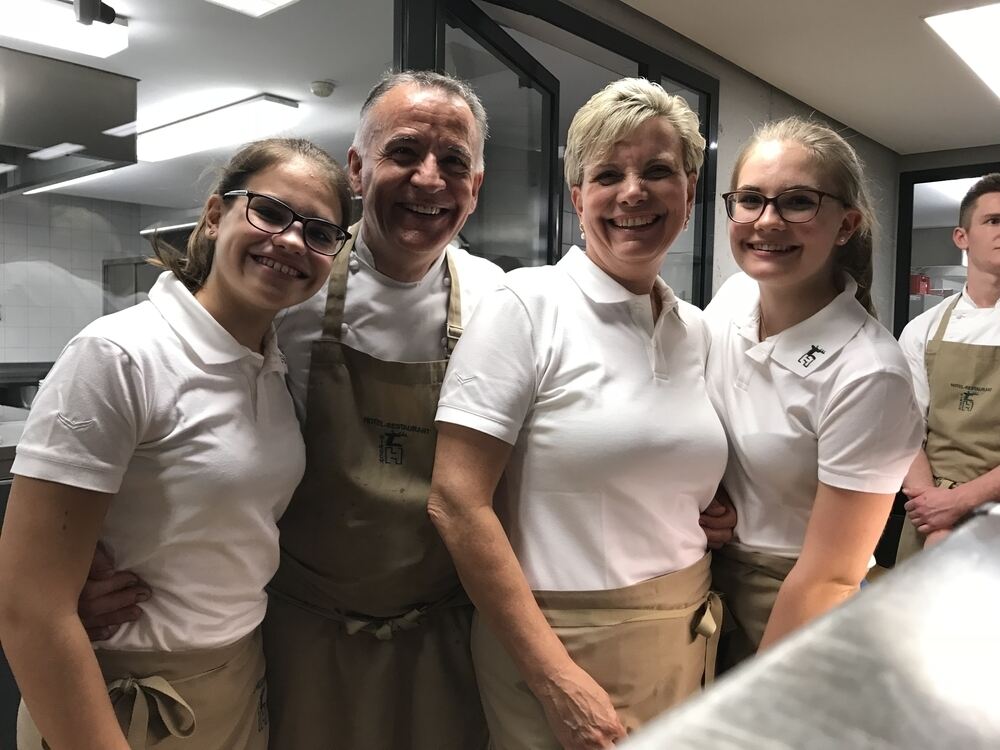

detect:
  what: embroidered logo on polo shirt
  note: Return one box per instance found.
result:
[57,413,95,430]
[797,345,826,368]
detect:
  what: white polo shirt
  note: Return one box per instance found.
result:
[704,272,924,557]
[13,273,305,651]
[437,247,729,592]
[278,233,504,422]
[899,288,1000,418]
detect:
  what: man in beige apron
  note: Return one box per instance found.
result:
[898,174,1000,560]
[261,72,500,750]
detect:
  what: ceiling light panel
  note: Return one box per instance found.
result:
[22,168,120,195]
[28,143,86,160]
[0,164,18,175]
[0,0,129,58]
[926,4,1000,100]
[203,0,301,18]
[137,95,302,162]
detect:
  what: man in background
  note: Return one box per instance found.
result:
[898,173,1000,557]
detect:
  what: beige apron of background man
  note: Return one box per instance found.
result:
[897,296,1000,560]
[472,555,721,749]
[264,234,488,750]
[18,629,267,750]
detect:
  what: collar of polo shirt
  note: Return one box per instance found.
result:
[564,246,682,321]
[148,272,286,372]
[736,276,868,378]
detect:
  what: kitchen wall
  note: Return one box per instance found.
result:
[900,144,1000,173]
[0,194,183,363]
[912,226,963,268]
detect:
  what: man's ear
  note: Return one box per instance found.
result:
[347,147,363,194]
[467,171,484,215]
[953,225,970,253]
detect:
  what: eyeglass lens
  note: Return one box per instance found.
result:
[726,190,823,223]
[246,194,345,255]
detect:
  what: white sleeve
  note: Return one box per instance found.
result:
[12,337,146,493]
[436,286,537,445]
[898,319,931,420]
[816,371,924,494]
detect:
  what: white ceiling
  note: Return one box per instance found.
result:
[3,0,998,214]
[622,0,1000,155]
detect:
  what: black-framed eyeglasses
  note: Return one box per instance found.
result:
[722,188,848,224]
[222,190,351,257]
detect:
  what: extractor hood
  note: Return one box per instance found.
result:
[0,45,137,197]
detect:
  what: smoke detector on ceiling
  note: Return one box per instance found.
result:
[310,80,336,98]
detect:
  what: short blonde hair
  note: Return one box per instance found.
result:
[564,78,705,188]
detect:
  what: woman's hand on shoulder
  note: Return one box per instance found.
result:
[534,661,626,750]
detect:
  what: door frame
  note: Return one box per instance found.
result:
[894,161,1000,335]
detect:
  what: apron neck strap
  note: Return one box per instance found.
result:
[930,294,963,344]
[444,250,463,356]
[321,225,358,341]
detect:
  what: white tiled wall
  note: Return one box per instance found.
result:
[0,194,157,363]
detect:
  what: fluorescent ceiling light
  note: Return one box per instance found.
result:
[204,0,301,18]
[28,143,86,161]
[926,4,1000,100]
[137,94,302,162]
[139,222,198,237]
[0,0,129,58]
[103,121,138,137]
[0,163,17,175]
[23,168,120,195]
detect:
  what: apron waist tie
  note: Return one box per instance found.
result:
[268,585,471,641]
[40,675,198,750]
[541,590,723,686]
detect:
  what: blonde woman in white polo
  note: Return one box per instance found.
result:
[0,139,352,750]
[704,118,924,670]
[428,79,728,750]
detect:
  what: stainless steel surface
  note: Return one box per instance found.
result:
[0,46,137,195]
[623,511,1000,749]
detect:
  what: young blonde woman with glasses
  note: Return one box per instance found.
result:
[0,138,352,750]
[704,118,923,670]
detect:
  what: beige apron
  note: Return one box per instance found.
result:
[472,554,721,750]
[264,232,487,750]
[18,629,266,750]
[897,296,1000,561]
[711,545,798,673]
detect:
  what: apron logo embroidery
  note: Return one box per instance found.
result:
[959,390,975,412]
[950,383,992,412]
[363,417,432,465]
[379,431,406,465]
[797,345,826,368]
